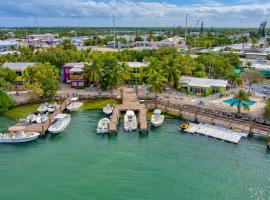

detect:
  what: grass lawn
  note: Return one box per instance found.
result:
[4,103,40,120]
[80,99,119,110]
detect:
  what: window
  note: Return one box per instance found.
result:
[16,71,22,76]
[190,87,206,93]
[212,87,219,93]
[131,68,140,73]
[132,77,140,82]
[17,81,24,86]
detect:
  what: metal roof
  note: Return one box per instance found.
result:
[1,62,36,70]
[179,76,228,88]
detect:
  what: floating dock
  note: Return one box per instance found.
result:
[185,123,244,144]
[8,99,71,135]
[109,88,148,133]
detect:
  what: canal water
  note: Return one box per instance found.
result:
[0,110,270,200]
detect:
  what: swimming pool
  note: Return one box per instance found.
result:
[223,98,256,108]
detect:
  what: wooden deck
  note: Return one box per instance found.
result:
[109,88,148,133]
[8,99,71,134]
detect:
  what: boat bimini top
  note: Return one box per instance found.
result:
[153,109,161,115]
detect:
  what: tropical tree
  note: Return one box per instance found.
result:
[263,98,270,120]
[230,90,251,115]
[241,69,264,92]
[31,63,59,99]
[22,66,34,92]
[163,58,181,88]
[147,71,167,107]
[0,91,16,113]
[84,58,103,90]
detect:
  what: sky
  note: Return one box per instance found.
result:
[0,0,270,27]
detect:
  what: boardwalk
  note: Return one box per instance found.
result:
[109,88,148,133]
[8,99,71,134]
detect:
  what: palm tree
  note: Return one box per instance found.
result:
[84,59,103,91]
[22,66,34,92]
[164,58,181,88]
[147,71,167,107]
[230,90,251,115]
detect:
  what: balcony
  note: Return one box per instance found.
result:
[70,74,84,80]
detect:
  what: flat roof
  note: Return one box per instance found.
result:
[179,76,228,88]
[0,40,18,46]
[1,62,36,70]
[127,62,150,68]
[252,63,270,70]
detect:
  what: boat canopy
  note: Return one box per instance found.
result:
[153,109,161,115]
[54,114,67,119]
[126,110,135,116]
[70,97,79,101]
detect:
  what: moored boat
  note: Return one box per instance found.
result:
[26,114,37,123]
[96,118,110,134]
[179,122,190,131]
[103,104,113,115]
[36,113,48,124]
[67,97,83,112]
[150,109,164,127]
[0,132,40,143]
[48,114,71,134]
[124,110,137,131]
[37,103,48,113]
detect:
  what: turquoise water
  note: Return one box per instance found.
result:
[224,98,256,108]
[0,111,270,200]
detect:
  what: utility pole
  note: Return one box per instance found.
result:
[112,7,116,49]
[185,14,188,46]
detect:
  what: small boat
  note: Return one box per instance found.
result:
[179,122,190,131]
[96,118,110,134]
[26,114,37,123]
[103,104,113,115]
[150,109,164,127]
[36,113,48,123]
[48,114,71,134]
[67,97,83,112]
[0,132,40,143]
[124,110,137,131]
[37,104,48,113]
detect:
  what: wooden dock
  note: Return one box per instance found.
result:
[109,88,148,133]
[8,99,71,134]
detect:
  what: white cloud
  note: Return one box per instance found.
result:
[0,0,269,27]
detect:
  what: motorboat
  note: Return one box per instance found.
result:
[37,104,48,113]
[48,114,71,134]
[96,118,110,134]
[124,110,137,131]
[67,97,83,112]
[47,102,59,113]
[26,114,37,123]
[150,109,164,127]
[36,113,49,123]
[17,118,31,125]
[0,132,40,143]
[103,104,113,115]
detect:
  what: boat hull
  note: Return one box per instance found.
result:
[0,133,40,143]
[48,115,71,134]
[67,102,83,112]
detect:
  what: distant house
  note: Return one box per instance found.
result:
[178,76,228,96]
[245,47,268,59]
[251,63,270,77]
[127,62,150,84]
[1,62,36,88]
[62,62,89,88]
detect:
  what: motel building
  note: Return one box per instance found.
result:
[1,62,36,89]
[178,76,229,96]
[127,62,150,85]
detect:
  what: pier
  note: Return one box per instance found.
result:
[8,99,71,134]
[109,88,148,133]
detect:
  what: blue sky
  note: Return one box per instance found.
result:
[0,0,269,27]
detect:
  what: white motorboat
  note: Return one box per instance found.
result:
[103,104,113,115]
[36,113,48,123]
[67,97,83,112]
[151,109,164,127]
[97,118,110,134]
[48,114,71,134]
[26,114,37,123]
[124,110,137,131]
[37,104,48,113]
[0,132,40,143]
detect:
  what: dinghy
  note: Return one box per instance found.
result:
[47,103,58,113]
[48,114,71,134]
[124,110,137,131]
[96,118,110,134]
[0,132,40,143]
[103,104,113,115]
[67,97,83,112]
[36,113,48,123]
[26,114,37,123]
[37,104,48,113]
[150,109,164,127]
